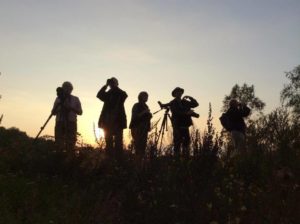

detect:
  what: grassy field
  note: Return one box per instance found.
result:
[0,126,299,224]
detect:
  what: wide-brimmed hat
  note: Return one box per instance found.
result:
[172,87,184,97]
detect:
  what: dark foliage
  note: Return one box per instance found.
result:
[222,83,265,114]
[0,107,299,224]
[281,65,300,118]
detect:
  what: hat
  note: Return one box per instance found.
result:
[172,87,184,97]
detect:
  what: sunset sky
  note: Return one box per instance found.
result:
[1,0,300,144]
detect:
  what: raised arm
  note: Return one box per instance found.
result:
[184,96,199,108]
[241,105,251,117]
[189,97,199,108]
[96,85,109,102]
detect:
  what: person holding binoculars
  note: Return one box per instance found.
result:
[169,87,199,157]
[97,77,128,154]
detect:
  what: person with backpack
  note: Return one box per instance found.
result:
[220,99,251,152]
[97,77,127,154]
[129,91,152,157]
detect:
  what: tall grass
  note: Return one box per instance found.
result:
[0,104,299,224]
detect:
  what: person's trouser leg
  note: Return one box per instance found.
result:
[66,121,77,152]
[181,127,191,158]
[134,128,147,157]
[173,127,181,157]
[131,128,138,151]
[104,129,113,152]
[231,131,246,152]
[139,130,148,157]
[114,129,124,153]
[55,121,66,150]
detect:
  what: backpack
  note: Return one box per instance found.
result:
[219,112,232,131]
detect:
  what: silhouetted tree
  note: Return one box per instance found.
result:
[190,126,201,156]
[281,65,300,118]
[222,83,265,115]
[247,108,290,150]
[202,103,214,150]
[247,107,300,164]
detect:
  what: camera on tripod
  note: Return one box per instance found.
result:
[56,87,66,102]
[34,87,67,142]
[158,101,170,110]
[157,100,199,118]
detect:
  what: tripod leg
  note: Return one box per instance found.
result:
[154,116,165,151]
[155,116,165,147]
[158,114,169,151]
[34,114,53,142]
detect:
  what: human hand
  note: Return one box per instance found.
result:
[186,110,194,115]
[184,96,194,101]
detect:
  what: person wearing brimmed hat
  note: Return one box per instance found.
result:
[97,77,128,153]
[129,91,152,157]
[51,81,83,151]
[171,87,184,98]
[169,87,199,157]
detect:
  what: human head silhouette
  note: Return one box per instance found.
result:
[172,87,184,99]
[107,77,119,89]
[138,91,148,103]
[62,81,73,96]
[229,99,239,109]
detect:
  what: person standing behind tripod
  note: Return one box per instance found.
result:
[51,82,83,151]
[97,77,128,153]
[130,92,152,157]
[169,87,199,157]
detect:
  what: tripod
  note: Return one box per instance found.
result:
[34,113,54,142]
[34,102,61,142]
[34,89,67,143]
[153,107,172,151]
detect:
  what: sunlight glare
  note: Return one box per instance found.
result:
[95,128,105,140]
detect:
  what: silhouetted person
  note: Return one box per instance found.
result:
[52,82,82,151]
[130,92,152,157]
[169,87,199,157]
[226,99,251,152]
[97,77,127,153]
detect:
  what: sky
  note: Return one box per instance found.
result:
[0,0,300,144]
